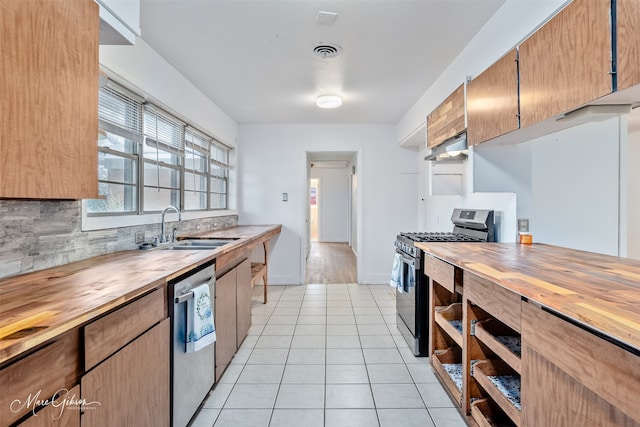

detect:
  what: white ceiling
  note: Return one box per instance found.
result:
[139,0,505,125]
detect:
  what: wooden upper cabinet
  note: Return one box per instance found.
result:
[427,84,465,149]
[519,0,612,129]
[467,49,519,146]
[0,0,99,199]
[617,0,640,91]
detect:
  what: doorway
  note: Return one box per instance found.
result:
[305,151,358,284]
[310,178,319,242]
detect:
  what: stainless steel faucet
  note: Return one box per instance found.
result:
[160,205,182,243]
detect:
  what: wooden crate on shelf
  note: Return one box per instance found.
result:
[473,360,521,426]
[432,347,463,406]
[471,398,517,427]
[475,319,521,374]
[435,302,463,347]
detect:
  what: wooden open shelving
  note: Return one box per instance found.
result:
[428,259,468,415]
[471,398,517,427]
[475,319,521,374]
[473,360,521,426]
[432,347,463,405]
[435,303,463,348]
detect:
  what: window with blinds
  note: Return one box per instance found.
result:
[89,80,231,216]
[143,108,184,212]
[89,84,143,214]
[184,128,211,211]
[210,141,229,209]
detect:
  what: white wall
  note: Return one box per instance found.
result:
[473,142,533,221]
[423,193,517,242]
[626,129,640,259]
[470,118,625,255]
[100,40,237,147]
[530,118,622,255]
[310,167,350,243]
[238,124,418,285]
[350,171,358,253]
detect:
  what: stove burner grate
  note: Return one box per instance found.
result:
[400,232,485,243]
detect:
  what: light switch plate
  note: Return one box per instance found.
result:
[518,218,530,233]
[135,231,145,244]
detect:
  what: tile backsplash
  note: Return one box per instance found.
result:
[0,200,237,279]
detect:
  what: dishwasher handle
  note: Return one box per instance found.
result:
[174,278,215,304]
[175,292,194,304]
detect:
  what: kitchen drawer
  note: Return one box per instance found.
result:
[431,347,463,406]
[464,272,521,333]
[470,398,517,427]
[84,287,166,370]
[0,339,69,426]
[434,303,463,348]
[473,360,521,426]
[17,385,81,427]
[424,255,461,293]
[522,302,640,424]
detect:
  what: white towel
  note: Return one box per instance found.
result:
[390,253,402,292]
[186,283,216,353]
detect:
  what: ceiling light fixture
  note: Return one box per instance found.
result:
[316,95,342,109]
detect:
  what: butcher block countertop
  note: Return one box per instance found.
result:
[180,224,282,243]
[415,242,640,351]
[0,224,281,365]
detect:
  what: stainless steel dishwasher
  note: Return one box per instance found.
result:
[169,261,216,427]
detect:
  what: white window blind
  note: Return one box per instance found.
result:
[210,140,229,209]
[184,127,211,211]
[98,84,143,137]
[91,78,232,216]
[144,108,185,154]
[90,84,141,215]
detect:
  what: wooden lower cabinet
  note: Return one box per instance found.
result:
[80,319,170,427]
[235,259,251,346]
[430,276,640,427]
[215,267,237,381]
[0,331,81,427]
[17,385,81,427]
[521,302,640,427]
[215,258,252,381]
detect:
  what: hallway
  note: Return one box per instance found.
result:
[306,242,357,284]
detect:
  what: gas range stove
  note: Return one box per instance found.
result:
[395,209,495,258]
[394,208,495,357]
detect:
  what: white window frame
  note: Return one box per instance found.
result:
[83,82,235,231]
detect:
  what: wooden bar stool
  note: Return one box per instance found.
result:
[250,241,268,303]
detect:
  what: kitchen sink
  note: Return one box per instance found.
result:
[160,239,236,250]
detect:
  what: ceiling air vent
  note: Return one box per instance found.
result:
[313,43,342,59]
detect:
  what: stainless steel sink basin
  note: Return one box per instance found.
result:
[160,239,236,250]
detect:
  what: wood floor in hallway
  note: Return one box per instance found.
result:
[306,242,357,284]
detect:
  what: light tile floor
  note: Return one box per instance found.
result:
[189,283,467,427]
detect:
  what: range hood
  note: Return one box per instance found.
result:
[425,132,468,162]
